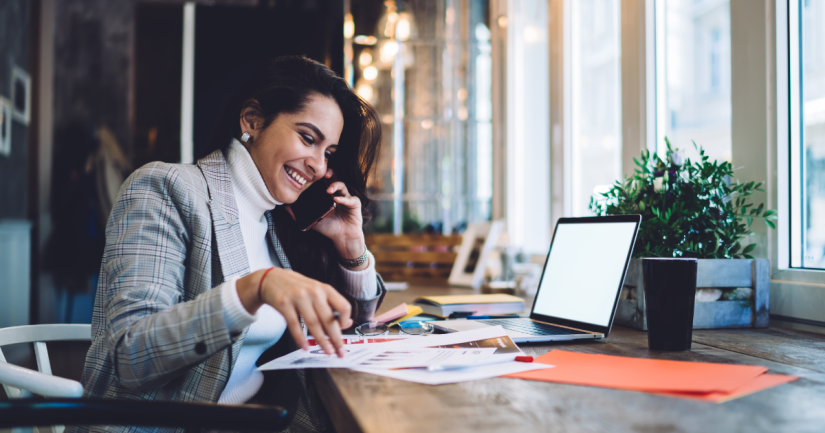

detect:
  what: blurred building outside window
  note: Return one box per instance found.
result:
[657,0,732,164]
[505,0,550,254]
[570,0,622,217]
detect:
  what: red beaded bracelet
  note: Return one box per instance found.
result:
[258,267,275,303]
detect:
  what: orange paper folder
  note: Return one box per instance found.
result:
[504,350,795,400]
[654,374,798,403]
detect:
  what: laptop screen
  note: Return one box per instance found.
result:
[532,220,638,327]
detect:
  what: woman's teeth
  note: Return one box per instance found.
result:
[285,166,307,185]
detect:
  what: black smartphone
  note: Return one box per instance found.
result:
[289,179,337,231]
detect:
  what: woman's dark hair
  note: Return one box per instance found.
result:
[208,56,381,288]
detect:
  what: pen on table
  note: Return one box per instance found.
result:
[427,355,533,372]
[464,315,522,320]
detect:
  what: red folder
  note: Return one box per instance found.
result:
[504,350,797,402]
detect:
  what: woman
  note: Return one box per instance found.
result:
[73,56,385,432]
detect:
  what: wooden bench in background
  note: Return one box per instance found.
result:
[366,234,463,283]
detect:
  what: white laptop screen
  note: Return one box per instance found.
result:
[532,221,637,327]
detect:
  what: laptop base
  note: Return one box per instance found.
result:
[432,319,604,343]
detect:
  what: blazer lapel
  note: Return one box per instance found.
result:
[265,210,292,271]
[197,150,251,282]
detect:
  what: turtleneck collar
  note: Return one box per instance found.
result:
[226,139,282,218]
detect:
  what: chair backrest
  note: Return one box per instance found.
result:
[0,324,91,399]
[366,234,463,282]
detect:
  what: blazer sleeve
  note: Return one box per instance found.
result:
[101,163,234,391]
[342,273,388,326]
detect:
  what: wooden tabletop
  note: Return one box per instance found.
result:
[314,285,825,433]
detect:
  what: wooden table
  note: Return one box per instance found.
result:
[315,285,825,433]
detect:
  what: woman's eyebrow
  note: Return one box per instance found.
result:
[295,122,326,142]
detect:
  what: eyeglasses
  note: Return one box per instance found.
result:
[354,321,435,336]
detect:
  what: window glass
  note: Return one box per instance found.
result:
[571,0,622,216]
[803,0,825,268]
[660,0,731,164]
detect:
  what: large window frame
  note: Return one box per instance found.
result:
[772,0,825,324]
[490,0,825,324]
[554,0,825,323]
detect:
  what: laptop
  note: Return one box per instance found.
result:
[433,215,641,343]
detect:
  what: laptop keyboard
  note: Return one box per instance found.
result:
[475,319,583,336]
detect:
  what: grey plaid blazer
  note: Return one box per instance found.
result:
[69,150,386,433]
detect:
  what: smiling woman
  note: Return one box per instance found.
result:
[70,56,386,433]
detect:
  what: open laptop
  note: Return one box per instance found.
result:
[433,215,641,343]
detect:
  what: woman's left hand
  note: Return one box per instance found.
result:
[287,175,367,269]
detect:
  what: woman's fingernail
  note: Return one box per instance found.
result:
[338,347,346,358]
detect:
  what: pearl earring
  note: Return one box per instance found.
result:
[241,132,251,143]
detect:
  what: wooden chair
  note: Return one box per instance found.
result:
[366,234,463,283]
[0,324,288,432]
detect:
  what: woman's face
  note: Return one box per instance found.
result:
[242,94,344,204]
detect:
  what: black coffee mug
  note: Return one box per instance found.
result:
[643,258,698,351]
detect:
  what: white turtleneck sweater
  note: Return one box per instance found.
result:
[217,140,378,404]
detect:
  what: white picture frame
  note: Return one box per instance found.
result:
[448,221,504,289]
[0,96,11,157]
[10,65,31,125]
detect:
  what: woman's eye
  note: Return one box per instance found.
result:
[301,133,314,145]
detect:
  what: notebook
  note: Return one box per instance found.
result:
[413,294,525,318]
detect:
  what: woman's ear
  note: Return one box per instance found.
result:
[239,100,263,135]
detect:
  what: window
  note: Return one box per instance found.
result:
[790,0,825,269]
[657,0,732,163]
[346,0,492,234]
[506,0,550,253]
[569,0,622,216]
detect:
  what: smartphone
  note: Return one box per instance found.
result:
[289,179,337,231]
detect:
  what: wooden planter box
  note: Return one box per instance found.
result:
[615,258,769,330]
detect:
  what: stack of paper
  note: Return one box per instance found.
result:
[504,350,798,403]
[352,327,553,385]
[262,327,553,385]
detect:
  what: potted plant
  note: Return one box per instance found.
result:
[590,139,777,329]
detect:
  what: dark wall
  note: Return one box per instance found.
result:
[53,0,135,159]
[134,3,183,168]
[0,0,31,219]
[192,1,344,159]
[50,0,344,167]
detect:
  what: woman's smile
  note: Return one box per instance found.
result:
[284,165,310,189]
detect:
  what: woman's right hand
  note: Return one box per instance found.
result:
[236,268,353,358]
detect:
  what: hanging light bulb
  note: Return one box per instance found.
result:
[344,13,355,39]
[396,12,412,41]
[363,65,378,81]
[380,40,399,63]
[356,82,374,101]
[354,35,377,45]
[359,50,373,66]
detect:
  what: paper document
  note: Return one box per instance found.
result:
[354,326,555,385]
[380,325,520,355]
[259,346,496,371]
[356,361,553,386]
[307,335,411,346]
